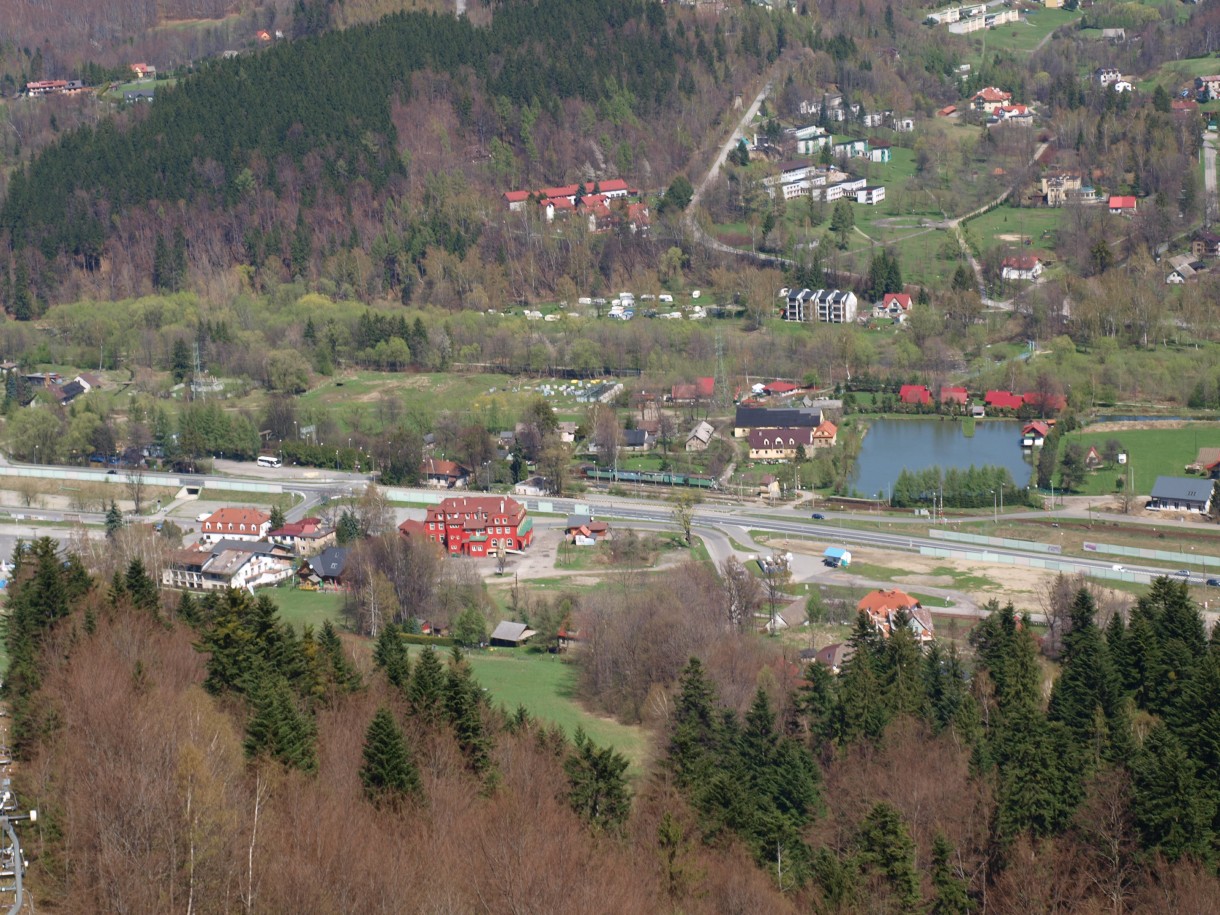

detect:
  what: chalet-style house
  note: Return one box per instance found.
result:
[971,87,1012,114]
[267,517,335,555]
[162,541,295,592]
[565,515,612,545]
[297,546,351,589]
[875,293,912,321]
[420,496,534,557]
[856,589,935,643]
[685,421,715,452]
[199,508,271,544]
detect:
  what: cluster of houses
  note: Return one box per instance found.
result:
[795,95,915,133]
[501,178,649,231]
[925,5,1019,33]
[1094,68,1134,93]
[734,404,838,462]
[0,365,103,406]
[24,80,89,97]
[166,495,540,591]
[895,385,1066,420]
[164,509,348,592]
[763,156,885,206]
[970,87,1034,126]
[780,289,914,325]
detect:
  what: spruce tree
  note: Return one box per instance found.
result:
[1130,724,1213,863]
[243,671,318,774]
[564,728,631,832]
[929,833,970,915]
[318,619,360,694]
[373,622,410,689]
[268,503,286,531]
[105,501,124,539]
[855,803,920,912]
[1047,589,1126,764]
[668,657,720,785]
[408,645,446,726]
[359,707,421,806]
[123,559,160,612]
[444,654,490,772]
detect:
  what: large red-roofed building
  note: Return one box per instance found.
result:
[419,496,534,557]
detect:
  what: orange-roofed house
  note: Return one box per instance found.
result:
[899,384,932,407]
[971,87,1012,113]
[267,517,336,555]
[856,589,934,643]
[1108,195,1137,214]
[200,508,271,543]
[811,420,838,448]
[671,377,715,403]
[1000,254,1043,281]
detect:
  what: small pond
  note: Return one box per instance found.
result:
[851,418,1034,498]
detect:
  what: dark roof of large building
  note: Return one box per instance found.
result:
[307,546,350,579]
[1150,476,1212,503]
[735,405,823,430]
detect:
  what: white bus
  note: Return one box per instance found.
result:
[256,455,282,468]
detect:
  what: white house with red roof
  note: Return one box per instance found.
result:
[1001,254,1043,281]
[857,588,934,643]
[971,87,1012,113]
[199,508,271,543]
[992,104,1033,126]
[876,292,913,321]
[1108,195,1137,214]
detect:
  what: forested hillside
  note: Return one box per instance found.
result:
[0,0,778,309]
[5,534,1220,911]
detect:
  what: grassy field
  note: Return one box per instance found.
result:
[959,8,1081,63]
[1137,55,1220,94]
[964,205,1063,255]
[258,585,345,631]
[1058,424,1220,496]
[464,651,649,768]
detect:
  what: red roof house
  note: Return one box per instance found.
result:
[200,508,271,543]
[671,377,715,403]
[881,293,912,315]
[1108,195,1137,213]
[421,496,534,557]
[899,384,932,406]
[985,390,1024,411]
[764,380,799,396]
[856,589,934,643]
[940,386,969,406]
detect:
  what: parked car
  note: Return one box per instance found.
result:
[811,513,825,520]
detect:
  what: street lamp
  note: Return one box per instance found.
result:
[990,489,998,523]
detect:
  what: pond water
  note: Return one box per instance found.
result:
[851,418,1035,498]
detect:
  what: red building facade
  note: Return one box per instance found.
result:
[422,496,534,557]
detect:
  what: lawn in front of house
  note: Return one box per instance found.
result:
[259,585,346,631]
[1057,425,1220,496]
[464,650,649,769]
